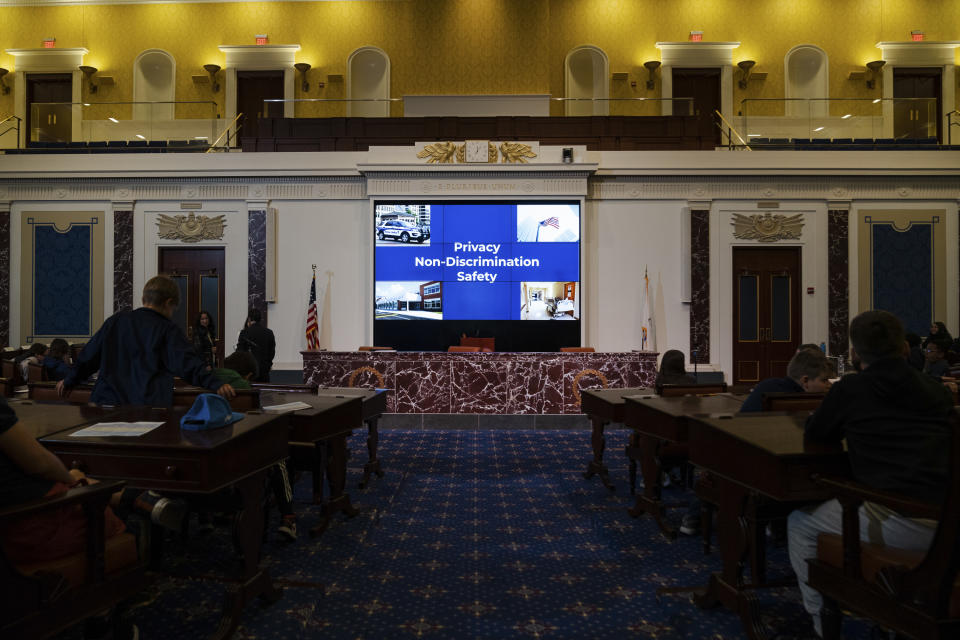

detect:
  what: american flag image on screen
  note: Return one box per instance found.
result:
[539,216,559,229]
[305,272,320,350]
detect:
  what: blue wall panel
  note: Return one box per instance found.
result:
[871,224,932,336]
[32,223,92,336]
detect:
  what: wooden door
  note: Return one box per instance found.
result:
[564,282,575,300]
[236,70,284,143]
[893,67,942,141]
[157,247,226,366]
[732,247,801,385]
[672,68,721,145]
[26,74,73,143]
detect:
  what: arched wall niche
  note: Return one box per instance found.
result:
[564,45,609,116]
[347,46,390,117]
[133,49,176,121]
[785,45,828,117]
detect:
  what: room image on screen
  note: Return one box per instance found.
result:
[374,201,581,351]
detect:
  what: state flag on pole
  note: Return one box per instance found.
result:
[640,266,651,351]
[305,271,320,350]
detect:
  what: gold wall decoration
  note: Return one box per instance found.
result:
[731,212,804,242]
[156,212,226,243]
[499,142,537,164]
[417,142,459,164]
[571,368,609,406]
[417,141,537,164]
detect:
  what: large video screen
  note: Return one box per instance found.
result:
[373,201,581,351]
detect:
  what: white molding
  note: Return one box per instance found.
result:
[6,48,89,71]
[876,41,960,66]
[654,42,740,67]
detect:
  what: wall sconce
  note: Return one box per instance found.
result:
[737,60,756,89]
[0,68,9,95]
[643,60,661,89]
[79,65,98,93]
[203,64,221,92]
[865,60,885,89]
[294,62,311,92]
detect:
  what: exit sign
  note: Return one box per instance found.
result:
[689,31,703,42]
[255,34,268,45]
[42,38,56,48]
[911,30,924,41]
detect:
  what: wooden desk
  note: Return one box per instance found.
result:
[41,406,289,640]
[579,387,651,490]
[260,392,366,538]
[622,393,744,538]
[687,413,849,640]
[316,387,389,489]
[7,399,120,439]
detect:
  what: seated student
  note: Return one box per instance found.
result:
[40,338,72,382]
[787,310,953,637]
[923,321,952,350]
[14,343,47,381]
[213,350,258,389]
[59,275,235,405]
[905,332,924,371]
[655,349,696,387]
[923,338,951,381]
[212,350,298,541]
[739,349,832,412]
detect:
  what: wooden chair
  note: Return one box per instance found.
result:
[656,382,728,397]
[0,480,149,639]
[560,347,595,352]
[69,343,86,363]
[460,337,495,352]
[26,361,46,383]
[448,346,481,353]
[761,391,825,412]
[807,410,960,640]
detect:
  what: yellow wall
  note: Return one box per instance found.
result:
[0,0,957,118]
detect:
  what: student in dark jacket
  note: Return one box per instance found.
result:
[58,275,235,406]
[787,310,953,637]
[739,349,832,412]
[237,308,276,383]
[923,338,951,380]
[655,350,695,387]
[40,338,72,382]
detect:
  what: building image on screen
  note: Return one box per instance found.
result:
[374,201,581,351]
[375,281,443,319]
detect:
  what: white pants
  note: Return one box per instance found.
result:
[787,498,936,636]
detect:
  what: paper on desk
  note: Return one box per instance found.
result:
[69,422,165,437]
[262,401,313,413]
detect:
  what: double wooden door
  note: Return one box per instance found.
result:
[237,70,284,143]
[26,73,73,143]
[158,247,226,366]
[672,68,721,145]
[732,247,801,385]
[893,67,942,141]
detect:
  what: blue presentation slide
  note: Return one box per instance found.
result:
[374,202,581,321]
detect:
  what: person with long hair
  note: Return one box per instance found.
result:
[193,310,217,368]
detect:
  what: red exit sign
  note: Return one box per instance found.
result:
[255,35,268,45]
[43,38,56,48]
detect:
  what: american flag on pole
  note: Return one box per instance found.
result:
[539,216,560,229]
[305,270,320,350]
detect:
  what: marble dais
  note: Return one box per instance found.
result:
[303,351,658,414]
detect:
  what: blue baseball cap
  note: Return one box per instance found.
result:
[180,393,246,431]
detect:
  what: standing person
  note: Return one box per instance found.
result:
[193,310,217,368]
[58,275,235,406]
[787,310,953,637]
[238,308,275,384]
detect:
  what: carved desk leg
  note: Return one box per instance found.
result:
[693,477,770,640]
[212,470,282,640]
[627,435,677,539]
[583,416,614,490]
[310,432,361,538]
[359,417,384,489]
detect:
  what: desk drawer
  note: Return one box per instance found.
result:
[54,451,203,490]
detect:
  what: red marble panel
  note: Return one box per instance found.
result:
[451,356,508,413]
[395,360,449,413]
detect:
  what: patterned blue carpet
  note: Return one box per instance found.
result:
[65,428,877,639]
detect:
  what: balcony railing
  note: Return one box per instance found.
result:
[739,97,939,142]
[27,101,221,146]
